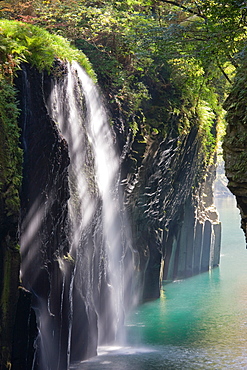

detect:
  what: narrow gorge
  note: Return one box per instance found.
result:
[0,59,220,369]
[2,5,243,367]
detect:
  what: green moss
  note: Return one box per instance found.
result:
[0,20,98,217]
[63,253,74,264]
[1,251,11,318]
[223,58,247,182]
[224,58,247,128]
[196,102,217,165]
[0,19,96,81]
[0,80,22,217]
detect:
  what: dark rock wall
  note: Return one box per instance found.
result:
[12,287,38,370]
[5,63,221,368]
[15,64,72,369]
[0,215,20,370]
[14,64,129,369]
[119,125,221,300]
[0,89,21,369]
[15,64,102,368]
[223,64,247,241]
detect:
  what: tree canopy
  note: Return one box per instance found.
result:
[0,0,246,159]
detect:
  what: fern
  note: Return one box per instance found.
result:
[0,19,96,81]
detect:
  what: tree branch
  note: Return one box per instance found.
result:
[216,60,232,84]
[158,0,207,19]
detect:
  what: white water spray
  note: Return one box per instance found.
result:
[48,61,134,354]
[19,61,135,369]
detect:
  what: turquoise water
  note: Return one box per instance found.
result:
[71,196,247,369]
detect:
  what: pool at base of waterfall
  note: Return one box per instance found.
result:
[70,196,247,370]
[70,343,247,369]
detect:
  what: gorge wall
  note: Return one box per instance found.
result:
[223,60,247,242]
[0,80,23,369]
[119,117,221,300]
[13,62,133,369]
[0,61,221,369]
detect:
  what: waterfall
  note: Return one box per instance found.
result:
[19,62,135,369]
[49,61,131,343]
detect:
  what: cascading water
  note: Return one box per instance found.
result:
[48,61,132,344]
[19,62,135,369]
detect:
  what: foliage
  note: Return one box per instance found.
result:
[0,80,22,216]
[0,18,98,217]
[1,0,246,148]
[9,0,242,140]
[224,53,247,126]
[223,55,247,180]
[0,19,96,80]
[196,101,217,163]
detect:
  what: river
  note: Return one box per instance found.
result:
[71,195,247,369]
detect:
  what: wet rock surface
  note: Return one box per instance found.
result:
[223,64,247,242]
[7,64,221,367]
[120,126,221,300]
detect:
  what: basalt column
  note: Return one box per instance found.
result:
[121,125,221,300]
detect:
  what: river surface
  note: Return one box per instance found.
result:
[71,195,247,369]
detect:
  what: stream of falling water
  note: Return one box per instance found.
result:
[49,60,135,343]
[20,62,135,369]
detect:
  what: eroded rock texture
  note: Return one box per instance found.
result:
[8,63,221,368]
[223,63,247,241]
[15,64,72,369]
[119,125,221,300]
[14,63,129,369]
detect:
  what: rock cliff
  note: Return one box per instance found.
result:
[0,81,22,369]
[223,60,247,241]
[119,119,221,300]
[14,64,72,369]
[0,61,221,368]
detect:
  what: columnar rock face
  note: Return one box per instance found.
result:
[8,63,221,367]
[119,125,221,300]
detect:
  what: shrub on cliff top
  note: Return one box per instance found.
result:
[0,19,96,81]
[0,19,97,216]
